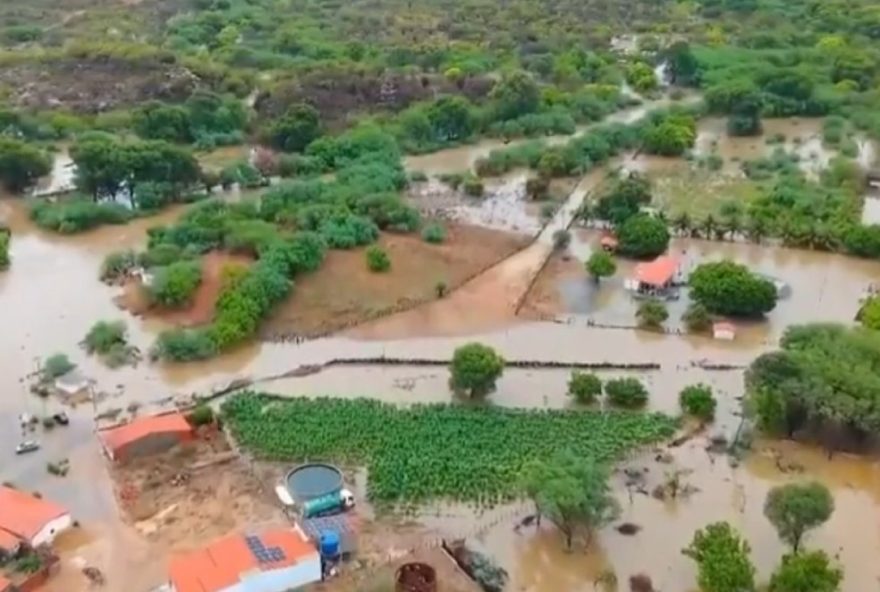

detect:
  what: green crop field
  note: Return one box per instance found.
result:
[222,393,677,505]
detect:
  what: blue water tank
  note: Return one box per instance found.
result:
[319,530,340,559]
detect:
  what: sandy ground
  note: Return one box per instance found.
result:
[109,428,280,551]
[265,224,528,338]
[519,252,585,320]
[117,252,253,328]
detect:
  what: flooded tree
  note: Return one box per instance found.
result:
[567,371,602,404]
[586,251,617,281]
[449,343,505,398]
[683,522,755,592]
[520,451,619,550]
[764,482,834,553]
[689,260,777,317]
[681,301,712,333]
[605,377,649,408]
[0,137,52,193]
[616,215,670,259]
[679,384,717,421]
[636,299,668,330]
[768,550,842,592]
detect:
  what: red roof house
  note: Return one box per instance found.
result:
[98,411,194,462]
[0,486,72,548]
[634,255,679,288]
[168,527,321,592]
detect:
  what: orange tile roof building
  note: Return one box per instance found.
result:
[168,527,321,592]
[0,486,71,549]
[98,411,194,462]
[626,255,680,294]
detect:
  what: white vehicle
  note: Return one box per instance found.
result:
[16,440,40,454]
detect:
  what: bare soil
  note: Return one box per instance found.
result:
[0,58,199,112]
[108,428,280,551]
[117,251,252,328]
[264,224,529,338]
[518,252,583,319]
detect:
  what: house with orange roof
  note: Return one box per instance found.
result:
[625,255,681,295]
[98,411,194,462]
[0,486,71,549]
[168,527,322,592]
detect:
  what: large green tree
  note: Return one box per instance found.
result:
[689,261,777,317]
[682,522,756,592]
[490,70,541,120]
[268,103,322,152]
[769,551,842,592]
[586,251,616,281]
[449,343,505,397]
[764,482,834,552]
[617,214,670,259]
[0,138,51,193]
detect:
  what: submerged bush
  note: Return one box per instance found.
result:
[83,320,128,355]
[365,245,391,272]
[148,261,203,308]
[31,200,134,234]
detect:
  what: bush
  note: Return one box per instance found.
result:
[617,214,670,259]
[679,384,717,420]
[189,405,215,426]
[552,229,571,250]
[100,250,137,282]
[605,377,649,408]
[462,176,485,197]
[139,243,187,268]
[689,260,777,317]
[568,372,602,404]
[421,222,447,244]
[636,299,668,329]
[83,320,127,355]
[365,245,391,272]
[148,261,203,308]
[42,354,74,380]
[30,200,134,234]
[586,251,616,281]
[152,328,217,361]
[449,343,505,397]
[0,231,9,270]
[682,301,712,333]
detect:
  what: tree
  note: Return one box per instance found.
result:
[682,301,712,333]
[449,343,505,397]
[520,451,618,549]
[595,175,652,226]
[679,384,717,420]
[666,41,700,86]
[268,104,322,152]
[526,176,550,200]
[672,212,692,236]
[365,245,391,272]
[764,482,834,552]
[133,102,193,142]
[859,296,880,330]
[568,371,602,404]
[421,223,447,244]
[0,138,51,193]
[427,96,476,142]
[490,70,540,120]
[636,299,668,329]
[148,261,203,308]
[682,522,756,592]
[586,251,616,281]
[0,231,9,270]
[689,261,777,317]
[769,551,842,592]
[641,114,697,156]
[605,377,649,408]
[42,353,75,380]
[553,229,571,251]
[616,215,670,259]
[83,320,127,355]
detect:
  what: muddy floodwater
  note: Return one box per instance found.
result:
[2,103,880,591]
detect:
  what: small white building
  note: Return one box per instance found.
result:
[713,321,736,341]
[0,486,72,548]
[168,527,321,592]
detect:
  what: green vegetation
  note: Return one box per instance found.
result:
[0,138,51,193]
[365,245,391,272]
[682,301,712,333]
[100,250,137,282]
[222,393,676,504]
[567,371,602,404]
[764,482,834,553]
[31,200,133,234]
[605,377,649,408]
[421,222,447,244]
[746,323,880,446]
[189,405,215,426]
[552,229,571,251]
[769,551,842,592]
[586,251,616,281]
[148,261,203,308]
[689,261,777,317]
[859,296,880,329]
[520,451,618,549]
[449,343,505,398]
[679,384,717,420]
[0,230,9,270]
[617,215,670,259]
[683,522,755,592]
[82,320,137,368]
[42,353,74,380]
[636,299,668,330]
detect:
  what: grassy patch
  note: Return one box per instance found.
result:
[651,171,763,219]
[222,393,677,505]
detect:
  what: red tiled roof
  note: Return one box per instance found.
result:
[169,528,319,592]
[600,235,619,248]
[0,529,20,552]
[634,255,678,287]
[0,487,68,540]
[98,411,192,454]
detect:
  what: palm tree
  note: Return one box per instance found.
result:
[700,214,718,240]
[672,212,691,237]
[723,215,742,241]
[745,216,767,244]
[577,202,594,228]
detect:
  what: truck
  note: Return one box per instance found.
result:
[301,489,355,519]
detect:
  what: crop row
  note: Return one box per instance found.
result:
[222,393,677,505]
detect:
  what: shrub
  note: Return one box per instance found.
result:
[679,384,717,420]
[449,343,505,397]
[435,280,448,298]
[365,245,391,272]
[83,320,127,355]
[552,229,571,251]
[682,302,712,333]
[462,176,484,197]
[42,354,74,380]
[100,250,137,282]
[636,299,668,329]
[568,372,602,404]
[421,223,447,244]
[189,405,215,426]
[140,243,186,268]
[586,251,616,281]
[0,231,10,270]
[30,200,134,234]
[605,377,649,408]
[152,328,217,361]
[148,261,203,308]
[410,170,428,182]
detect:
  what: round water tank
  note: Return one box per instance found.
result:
[319,530,340,559]
[285,463,344,501]
[395,562,437,592]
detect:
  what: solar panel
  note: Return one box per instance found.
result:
[245,535,287,564]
